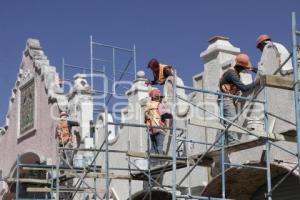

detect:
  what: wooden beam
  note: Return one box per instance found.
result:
[126,151,188,164]
[7,178,50,184]
[67,172,130,180]
[260,75,296,90]
[27,187,110,193]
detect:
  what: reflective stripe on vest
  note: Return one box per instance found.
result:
[157,64,168,84]
[56,120,71,145]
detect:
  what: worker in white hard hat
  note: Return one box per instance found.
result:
[256,34,293,75]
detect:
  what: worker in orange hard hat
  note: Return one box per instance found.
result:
[145,58,174,86]
[217,53,260,145]
[256,34,293,75]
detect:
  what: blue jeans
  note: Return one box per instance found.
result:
[217,97,239,145]
[143,131,165,189]
[150,132,165,155]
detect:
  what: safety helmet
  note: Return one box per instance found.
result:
[148,58,159,69]
[235,53,252,69]
[149,89,161,97]
[256,34,271,48]
[60,111,69,118]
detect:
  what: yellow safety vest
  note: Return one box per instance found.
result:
[145,101,164,134]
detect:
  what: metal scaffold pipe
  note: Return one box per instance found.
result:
[291,11,300,181]
[172,71,177,200]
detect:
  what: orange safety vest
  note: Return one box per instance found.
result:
[144,101,165,134]
[154,64,168,85]
[56,120,72,145]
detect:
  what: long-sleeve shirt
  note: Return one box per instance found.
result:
[220,69,256,93]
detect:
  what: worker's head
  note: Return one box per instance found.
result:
[149,89,162,101]
[60,111,68,119]
[256,34,271,52]
[234,53,252,72]
[148,58,160,72]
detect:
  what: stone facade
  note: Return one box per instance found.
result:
[0,37,299,199]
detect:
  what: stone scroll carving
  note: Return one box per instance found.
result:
[95,112,118,145]
[163,75,190,117]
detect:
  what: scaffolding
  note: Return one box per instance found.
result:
[12,12,300,200]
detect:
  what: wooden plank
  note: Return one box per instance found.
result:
[67,172,130,180]
[7,178,50,184]
[131,162,188,181]
[27,187,109,193]
[21,165,101,172]
[260,75,296,90]
[126,151,187,164]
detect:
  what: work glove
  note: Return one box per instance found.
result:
[145,80,152,86]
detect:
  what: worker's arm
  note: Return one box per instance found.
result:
[227,70,257,92]
[250,67,258,74]
[67,120,80,127]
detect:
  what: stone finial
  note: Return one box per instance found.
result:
[26,38,42,50]
[200,35,240,60]
[72,73,91,93]
[137,70,145,79]
[208,36,230,44]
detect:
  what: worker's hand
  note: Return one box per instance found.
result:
[250,67,258,73]
[145,80,151,86]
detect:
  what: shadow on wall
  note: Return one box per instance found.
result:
[129,189,172,200]
[202,162,300,200]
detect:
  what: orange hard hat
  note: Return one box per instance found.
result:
[60,111,68,117]
[256,34,271,48]
[149,89,161,97]
[235,53,252,69]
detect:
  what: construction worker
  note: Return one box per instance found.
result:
[144,89,172,189]
[55,111,80,166]
[144,89,172,155]
[145,58,174,85]
[217,53,259,144]
[256,34,293,75]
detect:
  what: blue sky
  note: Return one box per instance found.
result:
[0,0,299,124]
